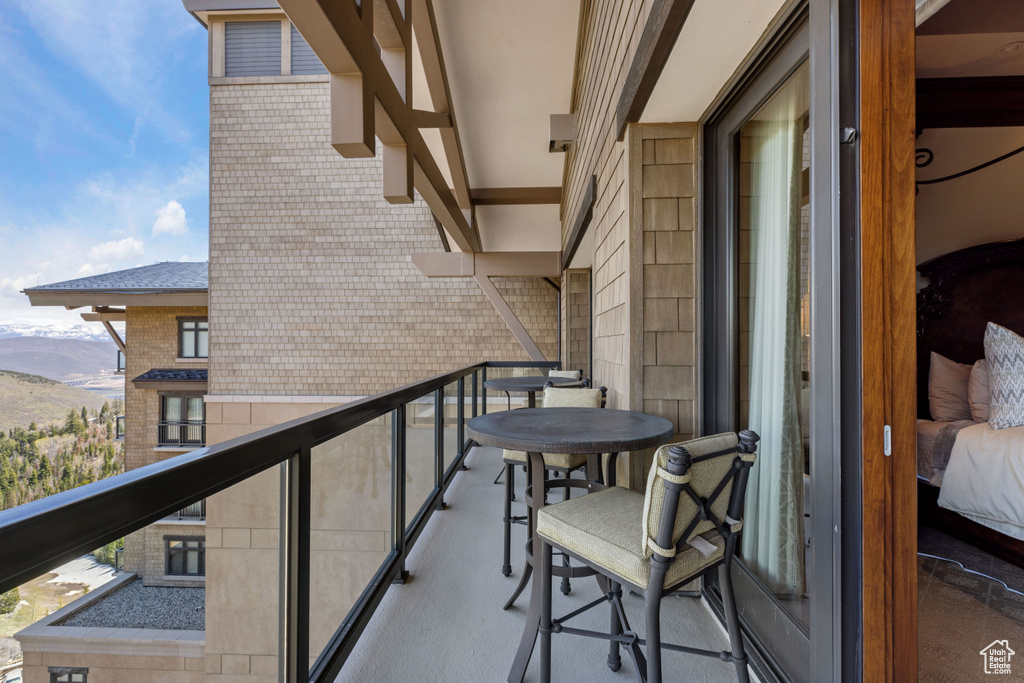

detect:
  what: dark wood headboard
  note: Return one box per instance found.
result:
[917,238,1024,419]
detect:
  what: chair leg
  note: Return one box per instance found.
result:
[559,471,572,596]
[607,580,622,672]
[645,587,663,683]
[502,463,514,577]
[539,541,554,683]
[720,558,750,683]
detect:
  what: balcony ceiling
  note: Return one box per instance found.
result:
[430,0,578,252]
[641,0,791,124]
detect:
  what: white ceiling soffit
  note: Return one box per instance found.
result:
[640,0,791,124]
[917,32,1024,78]
[476,205,562,252]
[432,0,579,189]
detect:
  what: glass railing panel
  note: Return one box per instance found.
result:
[201,455,283,677]
[307,415,392,667]
[443,380,461,474]
[404,395,436,530]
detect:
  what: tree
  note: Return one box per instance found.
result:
[0,588,18,615]
[81,406,89,424]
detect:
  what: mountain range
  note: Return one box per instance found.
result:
[0,323,115,343]
[0,337,119,381]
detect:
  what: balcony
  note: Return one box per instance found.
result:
[0,362,731,682]
[116,349,125,374]
[157,419,206,448]
[114,415,125,440]
[174,499,206,520]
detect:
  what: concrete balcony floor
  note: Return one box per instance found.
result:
[337,446,741,683]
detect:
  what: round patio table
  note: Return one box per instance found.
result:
[483,375,581,408]
[467,407,674,683]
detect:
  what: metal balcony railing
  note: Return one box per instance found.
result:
[116,350,125,374]
[174,499,206,519]
[0,360,559,683]
[115,415,125,440]
[157,420,206,448]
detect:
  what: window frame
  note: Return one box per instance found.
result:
[177,316,209,359]
[159,393,207,447]
[165,535,206,577]
[49,667,88,683]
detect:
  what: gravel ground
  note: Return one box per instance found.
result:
[58,579,204,631]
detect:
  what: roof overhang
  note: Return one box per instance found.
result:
[181,0,281,26]
[278,0,578,254]
[132,380,209,392]
[639,0,795,124]
[133,369,209,392]
[24,291,209,308]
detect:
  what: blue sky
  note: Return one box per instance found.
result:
[0,1,209,326]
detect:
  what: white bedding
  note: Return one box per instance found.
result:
[938,421,1024,541]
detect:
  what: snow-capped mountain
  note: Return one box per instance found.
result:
[0,323,118,343]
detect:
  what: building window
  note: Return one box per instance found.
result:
[49,667,88,683]
[159,394,206,447]
[179,318,208,358]
[290,23,327,75]
[166,536,205,576]
[224,20,282,77]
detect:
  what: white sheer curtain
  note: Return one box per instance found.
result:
[740,86,806,596]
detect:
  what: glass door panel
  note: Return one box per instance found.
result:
[737,60,811,627]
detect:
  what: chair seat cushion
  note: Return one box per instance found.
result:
[503,449,588,471]
[537,487,725,590]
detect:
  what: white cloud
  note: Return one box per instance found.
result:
[152,200,188,236]
[88,237,143,262]
[0,273,43,299]
[77,263,111,276]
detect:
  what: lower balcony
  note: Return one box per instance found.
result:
[157,420,206,448]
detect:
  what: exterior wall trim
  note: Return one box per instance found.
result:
[16,572,205,657]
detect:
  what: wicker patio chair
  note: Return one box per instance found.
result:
[536,430,760,683]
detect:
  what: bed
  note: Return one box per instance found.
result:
[917,238,1024,567]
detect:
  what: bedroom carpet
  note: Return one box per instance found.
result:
[918,530,1024,682]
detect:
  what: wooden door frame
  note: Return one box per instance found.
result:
[859,0,918,681]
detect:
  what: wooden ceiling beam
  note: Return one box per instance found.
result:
[615,0,697,141]
[917,76,1024,129]
[412,0,474,214]
[281,0,478,251]
[470,187,562,205]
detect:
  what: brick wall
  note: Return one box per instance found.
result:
[208,80,557,399]
[122,306,208,585]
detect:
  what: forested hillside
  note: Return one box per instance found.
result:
[0,370,109,432]
[0,401,124,511]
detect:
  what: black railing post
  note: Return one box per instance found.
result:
[434,388,445,510]
[392,405,409,584]
[280,445,310,683]
[457,377,465,470]
[481,366,488,415]
[471,371,478,418]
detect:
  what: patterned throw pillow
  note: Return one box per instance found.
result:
[983,323,1024,429]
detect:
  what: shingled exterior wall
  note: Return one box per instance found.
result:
[203,76,557,680]
[207,79,555,399]
[561,2,699,488]
[123,306,208,588]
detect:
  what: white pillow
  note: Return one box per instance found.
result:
[928,352,972,422]
[968,359,990,423]
[984,323,1024,429]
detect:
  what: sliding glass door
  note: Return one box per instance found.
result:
[702,8,847,681]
